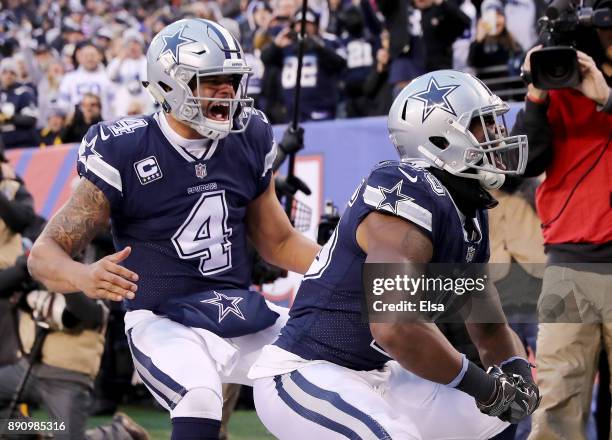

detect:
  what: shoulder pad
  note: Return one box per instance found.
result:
[363,163,434,233]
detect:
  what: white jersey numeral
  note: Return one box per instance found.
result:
[304,226,339,280]
[172,190,233,276]
[282,55,318,89]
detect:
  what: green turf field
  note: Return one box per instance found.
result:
[34,406,274,439]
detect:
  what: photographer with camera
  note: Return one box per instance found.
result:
[511,1,612,438]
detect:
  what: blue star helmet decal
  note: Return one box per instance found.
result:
[201,291,246,323]
[408,77,460,123]
[158,26,197,64]
[377,180,410,214]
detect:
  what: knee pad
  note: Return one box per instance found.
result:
[171,387,223,420]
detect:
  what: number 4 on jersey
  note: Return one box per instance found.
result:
[172,190,233,276]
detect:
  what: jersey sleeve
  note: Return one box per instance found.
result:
[76,123,124,210]
[361,165,434,239]
[251,109,277,198]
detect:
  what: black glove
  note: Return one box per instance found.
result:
[477,366,541,424]
[498,374,541,423]
[279,126,304,155]
[476,366,517,418]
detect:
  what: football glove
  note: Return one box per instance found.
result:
[477,366,541,424]
[476,366,516,418]
[498,374,541,423]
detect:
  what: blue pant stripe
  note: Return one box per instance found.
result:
[290,371,391,439]
[274,376,362,439]
[126,329,187,409]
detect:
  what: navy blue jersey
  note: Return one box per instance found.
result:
[341,36,376,87]
[77,110,277,316]
[281,35,346,121]
[0,84,38,148]
[276,161,490,371]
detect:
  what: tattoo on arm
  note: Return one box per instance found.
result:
[41,178,111,257]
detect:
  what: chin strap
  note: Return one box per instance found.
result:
[478,170,505,190]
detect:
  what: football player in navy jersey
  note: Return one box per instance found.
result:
[249,70,541,439]
[27,19,320,440]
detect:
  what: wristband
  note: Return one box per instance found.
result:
[454,360,497,403]
[446,354,469,388]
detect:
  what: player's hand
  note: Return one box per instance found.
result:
[476,366,540,423]
[75,247,139,301]
[279,126,304,155]
[498,375,541,423]
[476,366,517,418]
[575,50,610,107]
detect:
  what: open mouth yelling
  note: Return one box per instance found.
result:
[206,101,230,121]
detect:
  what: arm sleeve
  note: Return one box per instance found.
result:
[510,99,553,177]
[362,166,434,240]
[0,181,35,233]
[76,123,124,210]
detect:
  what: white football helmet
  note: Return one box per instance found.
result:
[388,70,528,189]
[144,18,254,140]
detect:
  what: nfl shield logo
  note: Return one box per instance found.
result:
[195,163,207,179]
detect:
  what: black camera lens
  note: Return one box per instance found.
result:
[531,46,582,89]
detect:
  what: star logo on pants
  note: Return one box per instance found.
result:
[201,291,246,322]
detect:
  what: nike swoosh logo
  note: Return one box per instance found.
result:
[100,127,110,141]
[398,167,418,183]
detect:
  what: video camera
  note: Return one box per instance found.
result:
[531,0,611,89]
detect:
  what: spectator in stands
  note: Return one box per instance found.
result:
[261,7,346,122]
[50,19,85,53]
[106,29,147,87]
[0,58,38,149]
[414,0,471,71]
[37,60,65,130]
[58,41,114,121]
[498,0,542,53]
[61,92,102,144]
[452,0,477,71]
[468,0,523,92]
[375,0,425,96]
[510,1,612,435]
[363,29,393,116]
[94,28,115,62]
[244,0,273,52]
[38,107,66,147]
[341,6,377,118]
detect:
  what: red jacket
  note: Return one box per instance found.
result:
[535,88,612,244]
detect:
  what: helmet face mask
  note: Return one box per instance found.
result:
[388,70,528,188]
[145,19,255,140]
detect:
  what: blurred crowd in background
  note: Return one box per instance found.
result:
[0,0,545,150]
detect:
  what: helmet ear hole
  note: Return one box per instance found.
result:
[429,136,449,150]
